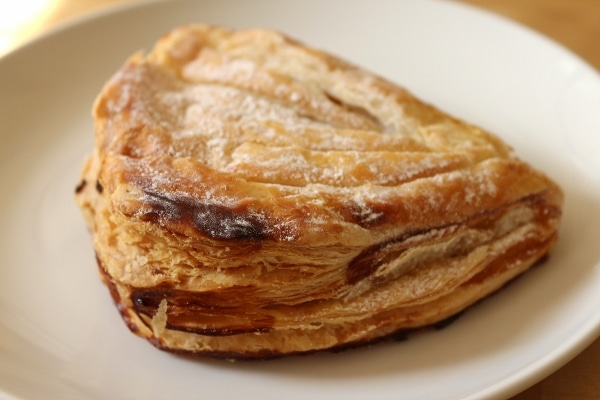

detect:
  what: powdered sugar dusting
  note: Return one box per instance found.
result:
[99,26,513,243]
[83,26,563,359]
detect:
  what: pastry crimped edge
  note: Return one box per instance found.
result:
[75,24,563,359]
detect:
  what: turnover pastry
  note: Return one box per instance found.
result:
[75,24,563,359]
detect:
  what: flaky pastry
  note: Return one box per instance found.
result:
[75,24,563,359]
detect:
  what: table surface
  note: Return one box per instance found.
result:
[1,1,599,399]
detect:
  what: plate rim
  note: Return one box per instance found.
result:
[1,1,600,399]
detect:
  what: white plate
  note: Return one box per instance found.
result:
[1,0,600,399]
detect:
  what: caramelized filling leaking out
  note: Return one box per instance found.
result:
[466,235,555,285]
[75,179,87,194]
[347,194,560,284]
[131,287,274,336]
[139,189,271,241]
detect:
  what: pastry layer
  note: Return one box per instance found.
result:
[76,24,563,359]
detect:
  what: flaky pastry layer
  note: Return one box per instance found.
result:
[75,24,563,359]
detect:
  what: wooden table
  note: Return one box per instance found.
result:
[1,1,598,398]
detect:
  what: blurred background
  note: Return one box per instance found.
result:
[1,0,599,70]
[0,1,598,399]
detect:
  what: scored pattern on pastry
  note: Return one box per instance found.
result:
[76,25,563,359]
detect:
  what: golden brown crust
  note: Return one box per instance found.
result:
[75,24,563,359]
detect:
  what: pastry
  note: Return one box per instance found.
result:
[75,24,563,359]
